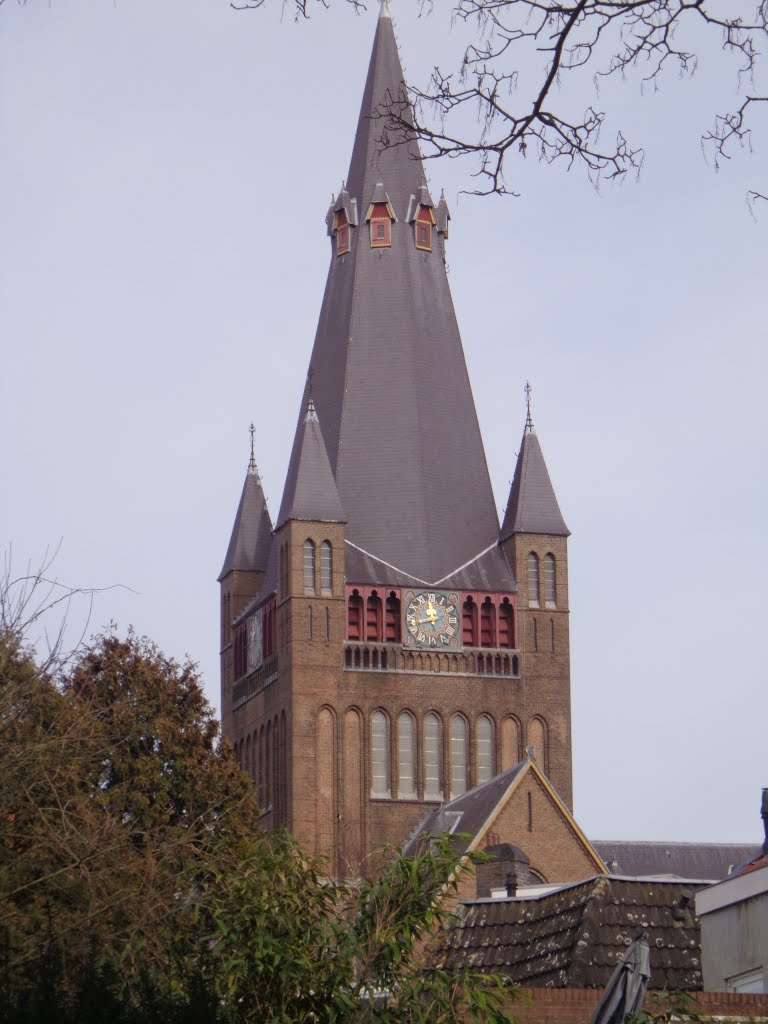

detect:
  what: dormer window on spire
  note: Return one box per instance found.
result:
[406,183,436,252]
[328,186,358,257]
[365,182,396,248]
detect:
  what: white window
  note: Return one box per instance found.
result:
[321,541,332,594]
[544,553,556,607]
[450,715,467,798]
[528,552,540,607]
[397,712,416,799]
[303,539,315,594]
[477,715,494,784]
[727,968,764,993]
[371,711,389,798]
[424,713,441,799]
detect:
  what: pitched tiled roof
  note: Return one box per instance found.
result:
[277,399,346,528]
[218,466,273,581]
[279,7,510,590]
[433,876,703,991]
[592,840,761,882]
[403,761,528,860]
[501,423,568,539]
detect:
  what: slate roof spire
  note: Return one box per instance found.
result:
[218,425,273,581]
[277,395,346,528]
[501,386,569,540]
[278,5,510,589]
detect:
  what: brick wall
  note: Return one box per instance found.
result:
[510,988,768,1023]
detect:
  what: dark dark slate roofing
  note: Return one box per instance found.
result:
[344,539,516,591]
[403,761,528,860]
[433,876,703,991]
[501,422,569,540]
[278,6,510,591]
[218,465,273,581]
[592,840,762,883]
[277,399,346,528]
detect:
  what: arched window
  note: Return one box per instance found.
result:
[348,590,363,640]
[550,618,555,653]
[366,591,383,642]
[265,721,272,810]
[424,713,442,799]
[397,712,416,799]
[303,540,316,594]
[498,598,515,649]
[480,598,496,647]
[528,552,540,607]
[544,554,556,606]
[371,711,389,798]
[528,716,548,771]
[245,734,252,779]
[476,715,494,784]
[385,592,401,642]
[258,725,264,808]
[449,715,467,798]
[462,597,478,646]
[321,541,332,595]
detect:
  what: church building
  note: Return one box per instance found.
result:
[219,3,572,876]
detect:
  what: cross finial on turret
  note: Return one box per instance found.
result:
[247,422,258,476]
[524,380,533,431]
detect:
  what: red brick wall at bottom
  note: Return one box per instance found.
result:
[510,988,768,1023]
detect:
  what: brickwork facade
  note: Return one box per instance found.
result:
[510,989,768,1023]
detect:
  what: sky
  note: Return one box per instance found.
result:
[1,0,766,846]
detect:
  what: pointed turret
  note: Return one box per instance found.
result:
[277,398,346,528]
[281,6,509,589]
[501,390,569,540]
[219,426,273,581]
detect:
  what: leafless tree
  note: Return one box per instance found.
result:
[239,0,767,206]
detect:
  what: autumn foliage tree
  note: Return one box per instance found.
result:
[0,564,517,1023]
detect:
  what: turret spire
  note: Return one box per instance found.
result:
[218,428,273,581]
[501,397,569,540]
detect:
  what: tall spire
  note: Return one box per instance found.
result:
[279,9,509,589]
[218,426,273,581]
[501,392,569,540]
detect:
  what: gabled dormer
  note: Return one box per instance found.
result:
[327,185,359,256]
[365,181,397,248]
[406,182,436,251]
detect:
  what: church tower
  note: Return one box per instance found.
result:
[220,4,573,872]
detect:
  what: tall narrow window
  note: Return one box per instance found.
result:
[321,541,332,595]
[385,592,401,642]
[477,715,494,784]
[371,711,389,797]
[366,591,383,642]
[265,721,272,810]
[325,607,330,641]
[462,597,478,646]
[498,598,515,649]
[304,539,315,595]
[480,598,496,647]
[397,712,416,798]
[348,590,363,640]
[307,605,313,640]
[544,554,556,606]
[528,553,540,607]
[450,716,467,798]
[550,618,555,653]
[424,713,442,799]
[532,617,538,653]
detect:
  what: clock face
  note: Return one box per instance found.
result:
[404,591,460,648]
